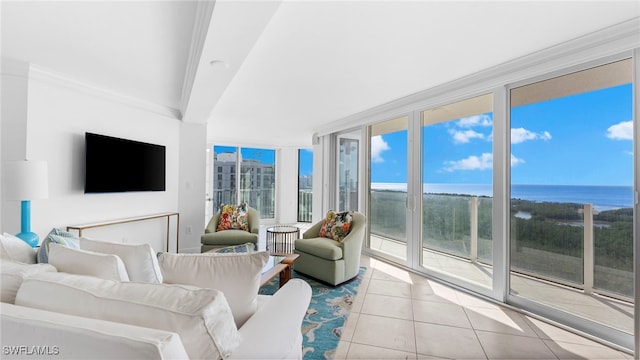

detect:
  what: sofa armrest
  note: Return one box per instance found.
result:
[1,303,189,360]
[229,279,312,360]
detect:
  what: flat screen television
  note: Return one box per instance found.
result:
[85,132,166,193]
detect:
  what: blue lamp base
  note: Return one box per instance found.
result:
[15,200,39,247]
[15,231,39,248]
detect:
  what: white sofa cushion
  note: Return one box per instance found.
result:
[48,243,130,282]
[0,232,37,264]
[1,303,189,359]
[15,272,240,360]
[158,251,269,327]
[79,237,162,283]
[0,260,56,303]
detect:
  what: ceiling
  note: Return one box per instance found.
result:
[3,1,639,148]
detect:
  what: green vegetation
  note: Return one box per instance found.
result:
[370,190,634,297]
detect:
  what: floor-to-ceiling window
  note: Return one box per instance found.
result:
[212,145,276,219]
[508,58,634,344]
[298,149,313,222]
[329,43,636,353]
[421,94,494,288]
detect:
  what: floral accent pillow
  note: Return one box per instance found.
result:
[318,210,353,242]
[216,204,250,232]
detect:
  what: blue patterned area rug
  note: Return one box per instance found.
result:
[259,267,366,360]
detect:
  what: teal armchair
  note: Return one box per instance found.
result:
[200,206,260,252]
[293,212,366,286]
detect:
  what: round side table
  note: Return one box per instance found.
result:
[266,225,300,254]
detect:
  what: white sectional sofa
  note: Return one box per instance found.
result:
[0,233,312,359]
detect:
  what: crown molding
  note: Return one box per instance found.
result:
[26,63,182,120]
[314,17,640,136]
[180,0,216,116]
[1,57,30,77]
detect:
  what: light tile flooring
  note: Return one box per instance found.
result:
[335,254,634,360]
[263,224,634,359]
[370,234,635,335]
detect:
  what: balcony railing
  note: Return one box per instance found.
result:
[298,190,313,222]
[369,190,634,301]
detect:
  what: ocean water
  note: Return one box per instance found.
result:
[371,183,634,210]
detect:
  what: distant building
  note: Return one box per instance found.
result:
[299,174,313,189]
[213,152,275,218]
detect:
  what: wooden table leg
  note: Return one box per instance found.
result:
[279,264,292,286]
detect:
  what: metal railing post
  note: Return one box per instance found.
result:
[470,197,478,263]
[584,203,594,295]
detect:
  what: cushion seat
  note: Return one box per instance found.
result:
[201,229,257,247]
[293,237,343,261]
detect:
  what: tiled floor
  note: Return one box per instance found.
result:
[261,224,633,359]
[370,234,635,335]
[334,254,634,360]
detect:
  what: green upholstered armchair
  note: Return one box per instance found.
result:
[293,212,366,286]
[200,206,260,253]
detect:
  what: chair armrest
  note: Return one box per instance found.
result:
[204,211,221,234]
[248,207,260,234]
[229,279,311,359]
[303,220,324,239]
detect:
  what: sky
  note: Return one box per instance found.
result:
[220,84,632,187]
[214,146,276,165]
[370,83,633,186]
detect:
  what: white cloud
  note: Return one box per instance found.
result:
[511,128,552,144]
[606,120,632,140]
[457,114,492,128]
[442,153,525,172]
[450,129,485,144]
[443,153,492,172]
[371,135,390,163]
[511,154,525,166]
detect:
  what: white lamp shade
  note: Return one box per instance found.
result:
[3,160,49,201]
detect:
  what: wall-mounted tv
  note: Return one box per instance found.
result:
[85,132,166,193]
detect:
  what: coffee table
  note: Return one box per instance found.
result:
[261,253,299,288]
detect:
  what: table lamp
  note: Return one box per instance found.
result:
[3,160,49,247]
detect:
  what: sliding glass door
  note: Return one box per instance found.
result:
[508,58,634,345]
[338,135,360,212]
[368,116,409,261]
[420,94,494,289]
[346,50,636,352]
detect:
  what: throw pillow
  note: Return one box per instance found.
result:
[37,228,80,263]
[0,232,37,264]
[0,260,56,303]
[318,210,353,242]
[210,242,256,253]
[157,251,269,327]
[15,272,240,360]
[216,203,250,232]
[48,243,130,282]
[79,238,163,284]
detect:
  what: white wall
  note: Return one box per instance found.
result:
[276,147,299,224]
[178,122,206,252]
[1,62,204,253]
[1,60,30,232]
